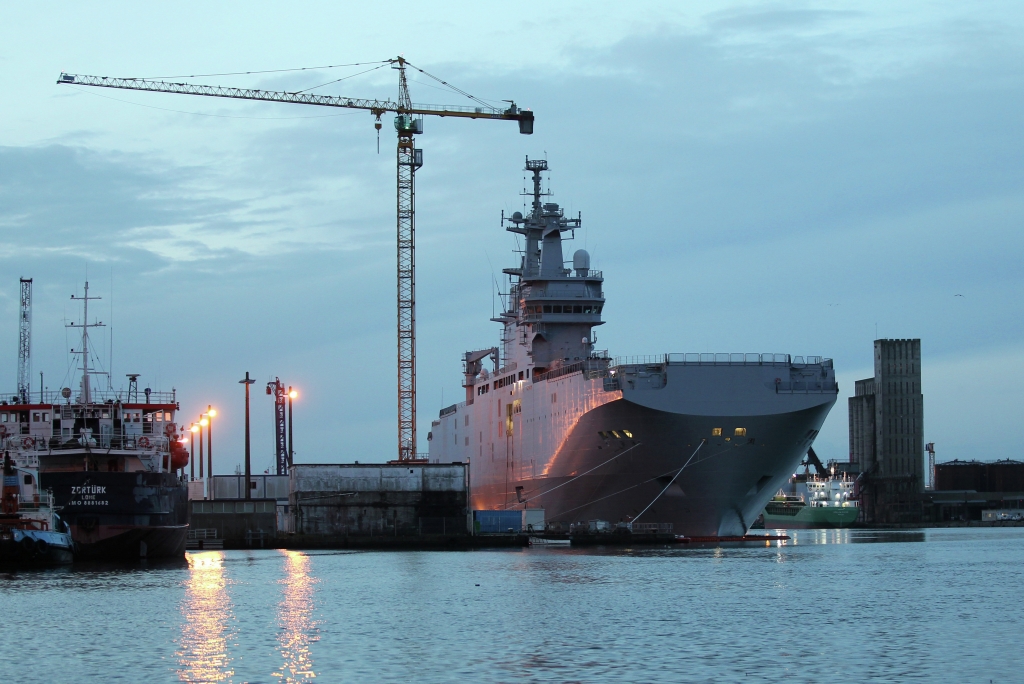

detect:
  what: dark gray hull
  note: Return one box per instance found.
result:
[472,397,832,536]
[0,529,75,567]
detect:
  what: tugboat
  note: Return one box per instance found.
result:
[2,281,189,559]
[1,452,74,567]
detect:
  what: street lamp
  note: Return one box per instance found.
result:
[189,424,198,480]
[239,372,255,500]
[287,388,297,470]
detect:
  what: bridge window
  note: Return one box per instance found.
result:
[611,430,621,439]
[543,305,552,313]
[622,429,633,438]
[734,428,747,437]
[573,305,582,313]
[712,427,722,436]
[552,305,562,313]
[583,305,592,313]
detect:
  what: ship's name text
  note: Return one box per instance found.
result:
[71,485,107,495]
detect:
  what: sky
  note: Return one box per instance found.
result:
[1,1,1022,472]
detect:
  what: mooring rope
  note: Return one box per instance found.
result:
[548,439,711,521]
[510,442,644,508]
[631,439,706,524]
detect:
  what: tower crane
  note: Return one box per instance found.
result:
[17,278,32,403]
[58,57,534,461]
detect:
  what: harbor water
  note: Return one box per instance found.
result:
[3,527,1022,682]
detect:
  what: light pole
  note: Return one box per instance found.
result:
[198,415,206,480]
[207,406,217,481]
[189,423,197,481]
[239,372,255,500]
[199,414,209,495]
[288,387,297,470]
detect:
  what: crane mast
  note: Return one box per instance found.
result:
[17,278,32,403]
[58,58,533,461]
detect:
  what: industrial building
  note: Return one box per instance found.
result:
[289,463,470,538]
[929,459,1024,522]
[849,339,925,523]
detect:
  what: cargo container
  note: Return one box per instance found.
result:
[523,508,545,532]
[474,510,522,534]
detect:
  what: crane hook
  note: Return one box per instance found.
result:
[374,119,382,153]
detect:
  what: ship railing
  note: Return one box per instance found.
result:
[774,381,838,393]
[570,269,603,279]
[495,362,518,377]
[3,434,171,452]
[0,389,177,405]
[533,358,609,384]
[629,522,673,534]
[188,528,220,540]
[14,497,53,513]
[610,353,833,368]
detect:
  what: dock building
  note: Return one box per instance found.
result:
[849,339,925,523]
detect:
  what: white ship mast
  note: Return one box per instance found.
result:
[67,281,105,405]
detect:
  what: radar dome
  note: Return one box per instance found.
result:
[512,211,523,222]
[573,249,591,276]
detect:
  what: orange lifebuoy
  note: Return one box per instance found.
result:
[138,437,151,448]
[164,423,176,436]
[22,436,33,448]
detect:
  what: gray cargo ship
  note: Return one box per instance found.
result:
[427,159,838,536]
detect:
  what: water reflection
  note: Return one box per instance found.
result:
[766,528,927,545]
[177,551,235,682]
[274,550,319,682]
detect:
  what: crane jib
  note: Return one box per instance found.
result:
[57,73,534,131]
[57,62,533,462]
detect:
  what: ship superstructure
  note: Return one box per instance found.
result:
[427,159,839,536]
[2,282,188,558]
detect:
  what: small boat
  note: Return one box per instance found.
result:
[1,452,74,567]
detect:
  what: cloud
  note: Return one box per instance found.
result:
[3,8,1024,464]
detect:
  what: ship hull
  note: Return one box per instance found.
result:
[762,505,859,529]
[471,398,833,537]
[0,529,75,567]
[38,471,188,559]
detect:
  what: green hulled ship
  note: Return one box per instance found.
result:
[762,476,859,529]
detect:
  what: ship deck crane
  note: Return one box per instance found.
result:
[58,58,534,461]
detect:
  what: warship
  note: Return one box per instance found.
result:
[2,282,188,559]
[427,159,839,536]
